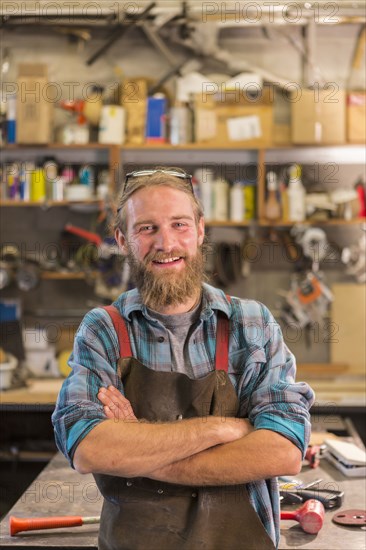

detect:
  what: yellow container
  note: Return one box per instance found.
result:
[244,185,256,220]
[31,169,46,201]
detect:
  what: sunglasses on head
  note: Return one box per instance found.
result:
[121,169,194,196]
[116,170,194,214]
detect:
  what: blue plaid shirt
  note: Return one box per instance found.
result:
[52,283,314,546]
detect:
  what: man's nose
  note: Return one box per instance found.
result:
[154,227,175,250]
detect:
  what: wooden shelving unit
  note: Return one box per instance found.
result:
[1,143,365,405]
[1,143,365,226]
[41,271,97,280]
[258,218,366,226]
[0,199,102,206]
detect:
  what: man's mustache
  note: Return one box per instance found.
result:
[143,250,187,264]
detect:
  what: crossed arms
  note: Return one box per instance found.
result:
[73,385,302,485]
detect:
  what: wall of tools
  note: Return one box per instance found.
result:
[1,2,365,375]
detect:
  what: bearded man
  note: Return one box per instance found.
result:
[53,168,314,550]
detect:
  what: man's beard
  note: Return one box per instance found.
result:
[127,245,205,310]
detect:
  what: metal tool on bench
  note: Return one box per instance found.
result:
[332,509,366,527]
[280,487,344,509]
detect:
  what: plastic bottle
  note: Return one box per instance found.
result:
[287,164,306,222]
[44,159,58,200]
[213,178,229,221]
[7,163,19,199]
[6,94,16,144]
[230,182,245,222]
[31,168,46,202]
[169,102,190,145]
[354,176,366,218]
[243,183,256,220]
[194,167,214,221]
[279,172,289,222]
[19,162,34,201]
[264,171,281,221]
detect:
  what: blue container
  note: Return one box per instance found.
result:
[7,120,16,144]
[145,96,167,142]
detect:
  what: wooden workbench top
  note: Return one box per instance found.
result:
[0,379,63,405]
[0,451,365,549]
[1,375,365,407]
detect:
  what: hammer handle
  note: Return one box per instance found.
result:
[10,515,100,536]
[281,511,298,520]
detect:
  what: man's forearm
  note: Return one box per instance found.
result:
[73,416,251,477]
[148,429,302,486]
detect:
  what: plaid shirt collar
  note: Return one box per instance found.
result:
[117,283,232,322]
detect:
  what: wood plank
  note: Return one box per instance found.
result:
[331,284,366,374]
[0,379,63,404]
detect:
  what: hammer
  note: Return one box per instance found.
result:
[10,515,100,536]
[281,499,325,534]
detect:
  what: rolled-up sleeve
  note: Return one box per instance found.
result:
[52,309,122,467]
[241,306,315,457]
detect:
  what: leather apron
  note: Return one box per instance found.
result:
[93,305,276,550]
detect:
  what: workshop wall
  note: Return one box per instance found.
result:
[1,14,365,368]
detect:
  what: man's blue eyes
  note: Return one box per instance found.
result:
[139,223,187,232]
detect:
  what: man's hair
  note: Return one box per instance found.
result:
[113,166,204,235]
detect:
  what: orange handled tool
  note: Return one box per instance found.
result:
[10,515,100,536]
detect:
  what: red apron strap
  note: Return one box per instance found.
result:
[215,295,231,372]
[102,305,132,358]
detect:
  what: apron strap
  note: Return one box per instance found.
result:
[104,294,232,368]
[102,305,132,358]
[215,295,231,373]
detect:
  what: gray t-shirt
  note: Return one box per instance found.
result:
[146,301,201,378]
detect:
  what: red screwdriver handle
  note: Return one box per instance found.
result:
[10,515,83,536]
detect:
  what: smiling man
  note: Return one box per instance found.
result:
[53,167,314,550]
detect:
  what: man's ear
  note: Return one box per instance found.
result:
[197,216,205,246]
[115,228,128,255]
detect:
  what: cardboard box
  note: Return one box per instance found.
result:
[291,89,346,144]
[194,88,273,147]
[273,124,291,145]
[16,64,53,144]
[347,92,366,143]
[121,78,148,145]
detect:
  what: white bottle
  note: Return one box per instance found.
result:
[265,171,281,221]
[230,182,245,222]
[213,178,229,221]
[98,105,125,145]
[287,164,306,222]
[194,167,214,221]
[169,103,190,145]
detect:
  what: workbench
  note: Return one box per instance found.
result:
[0,451,365,549]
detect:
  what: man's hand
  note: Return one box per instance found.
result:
[75,385,260,479]
[98,386,138,422]
[97,385,253,439]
